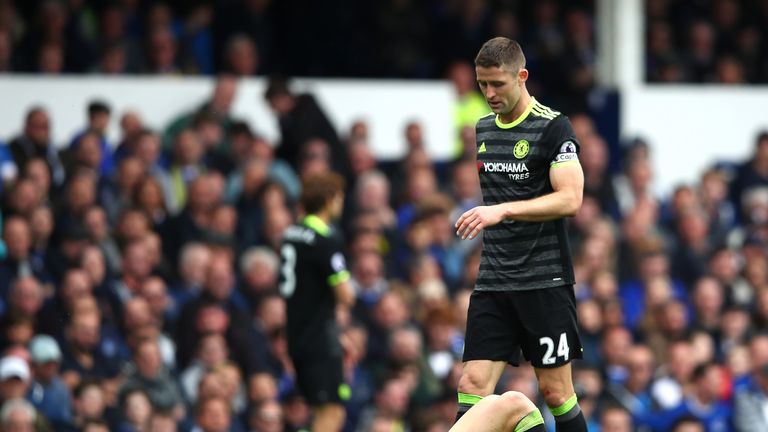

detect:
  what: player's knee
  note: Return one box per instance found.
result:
[538,383,569,408]
[458,369,493,395]
[497,392,538,431]
[497,391,536,416]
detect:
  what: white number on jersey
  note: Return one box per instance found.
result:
[279,244,297,298]
[540,332,569,365]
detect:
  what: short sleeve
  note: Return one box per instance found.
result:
[320,236,350,287]
[545,116,580,167]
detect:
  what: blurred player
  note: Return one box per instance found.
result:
[279,172,355,432]
[455,37,586,432]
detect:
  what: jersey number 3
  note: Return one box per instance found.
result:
[279,244,297,298]
[539,333,569,365]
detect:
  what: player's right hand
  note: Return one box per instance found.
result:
[455,204,505,239]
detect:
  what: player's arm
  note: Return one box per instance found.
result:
[456,116,583,239]
[500,160,584,221]
[332,279,355,308]
[326,249,356,308]
[455,163,583,238]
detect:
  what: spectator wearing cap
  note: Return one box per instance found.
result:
[0,355,31,408]
[26,335,71,427]
[0,355,47,432]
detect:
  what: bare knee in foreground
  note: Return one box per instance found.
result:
[450,391,538,432]
[312,403,345,432]
[498,391,538,431]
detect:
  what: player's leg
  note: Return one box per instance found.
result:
[293,353,349,432]
[312,402,346,432]
[457,291,520,422]
[456,359,507,420]
[535,363,586,432]
[516,286,586,432]
[451,391,545,432]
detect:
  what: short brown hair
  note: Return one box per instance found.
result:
[475,37,526,71]
[300,172,345,214]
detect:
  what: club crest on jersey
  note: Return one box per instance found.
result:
[513,140,529,159]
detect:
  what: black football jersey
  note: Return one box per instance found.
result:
[279,215,349,355]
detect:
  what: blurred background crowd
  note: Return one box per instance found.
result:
[0,1,768,432]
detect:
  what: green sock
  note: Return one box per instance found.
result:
[515,409,545,432]
[455,392,483,423]
[548,394,587,432]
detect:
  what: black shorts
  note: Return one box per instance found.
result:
[292,352,346,405]
[462,286,583,368]
[289,321,348,406]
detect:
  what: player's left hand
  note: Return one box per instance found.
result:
[455,205,505,239]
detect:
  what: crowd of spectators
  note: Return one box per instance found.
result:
[1,1,768,432]
[0,0,596,112]
[646,0,768,83]
[1,72,768,432]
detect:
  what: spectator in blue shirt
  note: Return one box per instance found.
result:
[26,335,72,428]
[68,101,115,177]
[643,362,733,432]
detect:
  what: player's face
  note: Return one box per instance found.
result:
[330,193,344,220]
[475,65,526,115]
